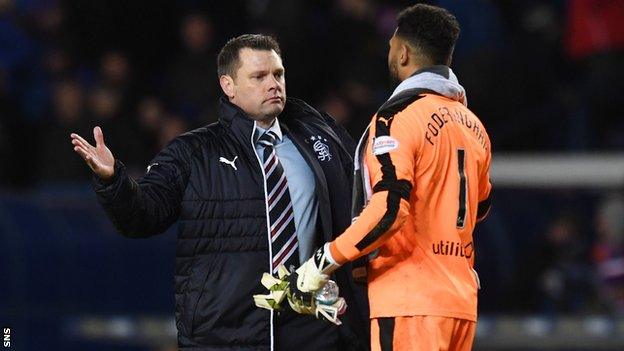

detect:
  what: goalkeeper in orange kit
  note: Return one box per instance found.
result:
[256,4,492,350]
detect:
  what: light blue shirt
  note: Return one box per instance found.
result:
[254,120,318,263]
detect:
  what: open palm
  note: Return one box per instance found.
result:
[70,126,115,180]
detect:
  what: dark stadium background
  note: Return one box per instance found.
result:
[1,0,624,350]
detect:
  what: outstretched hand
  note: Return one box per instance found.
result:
[70,126,115,180]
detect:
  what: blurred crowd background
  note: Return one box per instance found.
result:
[2,0,624,350]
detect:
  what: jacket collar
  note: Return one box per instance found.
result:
[217,96,308,146]
[217,96,263,152]
[217,96,255,127]
[218,95,308,123]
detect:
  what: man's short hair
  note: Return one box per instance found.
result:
[217,34,281,78]
[396,4,460,65]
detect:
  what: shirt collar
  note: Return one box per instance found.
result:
[254,118,283,143]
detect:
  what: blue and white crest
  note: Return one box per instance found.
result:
[308,135,332,161]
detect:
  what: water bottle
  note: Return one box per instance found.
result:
[314,280,339,305]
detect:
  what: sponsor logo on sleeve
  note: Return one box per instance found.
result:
[372,136,399,155]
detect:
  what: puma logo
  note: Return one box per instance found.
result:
[316,249,323,260]
[378,116,393,126]
[219,156,238,170]
[146,163,159,173]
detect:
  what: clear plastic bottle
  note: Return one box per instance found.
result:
[315,280,339,305]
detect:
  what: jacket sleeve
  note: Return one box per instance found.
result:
[93,137,192,238]
[329,108,420,264]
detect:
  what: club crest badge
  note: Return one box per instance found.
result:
[308,135,332,161]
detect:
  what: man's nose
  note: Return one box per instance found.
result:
[267,75,282,91]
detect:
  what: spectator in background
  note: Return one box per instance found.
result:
[593,194,624,314]
[15,0,73,122]
[535,213,594,313]
[87,85,143,176]
[19,46,78,125]
[320,0,388,138]
[136,97,191,163]
[165,12,219,124]
[98,50,135,115]
[328,0,380,77]
[136,96,166,162]
[321,91,352,127]
[564,0,624,149]
[157,114,188,150]
[39,79,91,182]
[44,47,73,82]
[0,0,42,121]
[0,68,15,184]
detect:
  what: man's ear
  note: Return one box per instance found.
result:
[219,75,235,99]
[399,43,410,67]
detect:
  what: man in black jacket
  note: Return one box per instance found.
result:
[70,34,368,350]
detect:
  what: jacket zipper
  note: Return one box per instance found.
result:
[250,121,275,351]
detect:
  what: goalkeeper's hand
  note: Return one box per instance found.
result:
[294,244,340,293]
[253,247,346,325]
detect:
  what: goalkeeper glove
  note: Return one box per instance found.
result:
[294,243,340,293]
[253,261,347,325]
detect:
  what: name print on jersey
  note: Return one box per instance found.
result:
[424,106,488,151]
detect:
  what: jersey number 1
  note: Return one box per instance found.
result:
[457,149,467,228]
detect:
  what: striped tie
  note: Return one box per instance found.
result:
[257,131,300,272]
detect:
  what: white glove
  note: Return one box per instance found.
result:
[295,244,340,293]
[253,247,347,326]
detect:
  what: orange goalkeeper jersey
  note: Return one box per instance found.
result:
[329,91,492,321]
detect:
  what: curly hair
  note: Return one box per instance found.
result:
[396,4,460,65]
